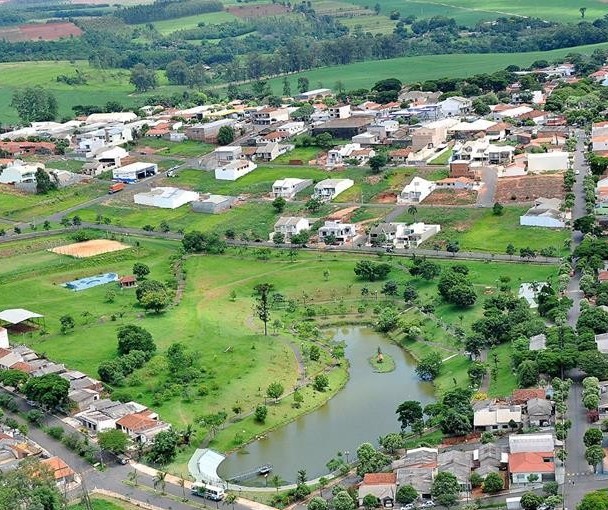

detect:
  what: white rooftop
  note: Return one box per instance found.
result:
[0,309,43,325]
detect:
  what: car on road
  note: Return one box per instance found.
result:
[575,169,580,175]
[420,500,435,508]
[400,504,415,510]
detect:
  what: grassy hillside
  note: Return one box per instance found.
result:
[268,42,608,92]
[347,0,608,25]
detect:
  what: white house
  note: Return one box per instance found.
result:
[272,217,310,241]
[313,179,354,201]
[397,177,436,204]
[112,162,158,183]
[215,159,257,181]
[352,132,380,145]
[277,122,306,136]
[297,88,332,101]
[368,222,441,248]
[509,434,554,454]
[86,112,137,124]
[327,143,363,166]
[474,405,522,432]
[519,198,567,228]
[527,152,569,173]
[509,452,555,485]
[214,146,242,163]
[251,107,289,126]
[0,162,41,184]
[134,187,199,209]
[318,220,356,244]
[272,178,313,199]
[439,96,472,117]
[328,104,351,119]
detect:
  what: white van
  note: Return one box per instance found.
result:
[191,483,225,501]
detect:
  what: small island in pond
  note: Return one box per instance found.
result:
[368,346,396,373]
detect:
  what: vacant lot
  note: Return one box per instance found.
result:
[495,174,565,203]
[394,205,569,255]
[424,189,477,205]
[0,22,82,42]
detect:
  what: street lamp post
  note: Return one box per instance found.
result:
[344,450,350,464]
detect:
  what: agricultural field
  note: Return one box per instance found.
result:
[142,11,238,35]
[0,22,82,42]
[346,0,608,25]
[268,42,608,93]
[339,14,398,35]
[394,205,569,255]
[0,237,556,467]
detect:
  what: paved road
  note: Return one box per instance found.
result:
[563,129,598,510]
[476,166,498,207]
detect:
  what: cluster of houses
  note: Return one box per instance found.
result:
[0,311,170,446]
[358,389,559,508]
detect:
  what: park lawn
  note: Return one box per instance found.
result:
[429,150,453,166]
[434,354,471,395]
[394,206,569,256]
[268,42,608,93]
[143,11,238,34]
[273,146,323,164]
[70,496,138,510]
[0,182,107,222]
[487,342,518,398]
[138,138,215,157]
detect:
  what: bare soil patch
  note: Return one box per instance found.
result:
[424,189,477,205]
[227,3,290,18]
[495,174,564,203]
[374,191,397,204]
[327,206,358,221]
[49,239,129,258]
[0,22,82,42]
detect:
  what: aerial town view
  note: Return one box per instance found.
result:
[7,1,608,510]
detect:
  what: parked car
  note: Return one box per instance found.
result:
[400,504,415,510]
[420,501,435,508]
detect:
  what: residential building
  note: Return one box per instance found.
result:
[277,122,306,136]
[388,148,412,164]
[439,96,472,117]
[272,178,313,199]
[397,177,436,204]
[438,449,472,491]
[185,119,236,143]
[311,117,373,139]
[472,443,508,477]
[251,108,289,126]
[95,146,128,168]
[392,448,438,499]
[474,404,522,431]
[116,410,171,444]
[191,194,236,214]
[40,457,76,487]
[527,152,569,173]
[255,142,282,162]
[214,146,243,163]
[297,88,332,101]
[327,143,364,166]
[318,220,356,244]
[526,398,553,427]
[508,434,554,454]
[69,389,100,412]
[313,179,354,201]
[509,452,555,484]
[75,400,147,434]
[134,187,199,209]
[352,132,380,145]
[519,198,567,228]
[112,162,157,183]
[368,222,441,249]
[0,162,41,184]
[273,217,310,241]
[214,160,257,181]
[328,104,351,119]
[435,177,479,190]
[357,473,397,507]
[0,141,55,157]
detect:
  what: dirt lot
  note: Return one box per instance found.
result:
[0,22,82,42]
[227,3,290,17]
[494,174,565,203]
[424,189,478,206]
[49,239,129,258]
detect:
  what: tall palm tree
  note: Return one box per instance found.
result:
[225,493,238,510]
[127,469,138,487]
[154,471,167,494]
[407,205,418,221]
[179,474,187,501]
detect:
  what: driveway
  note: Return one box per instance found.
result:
[476,166,498,207]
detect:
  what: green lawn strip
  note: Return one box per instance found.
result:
[487,342,518,398]
[45,159,86,172]
[394,206,569,256]
[70,496,140,510]
[0,182,107,221]
[137,138,215,157]
[404,429,444,449]
[428,150,453,166]
[273,147,322,164]
[434,355,471,395]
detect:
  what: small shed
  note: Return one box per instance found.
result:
[119,275,137,288]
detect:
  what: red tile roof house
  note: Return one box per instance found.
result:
[358,473,397,507]
[40,456,76,487]
[510,388,546,406]
[116,410,171,444]
[508,451,555,485]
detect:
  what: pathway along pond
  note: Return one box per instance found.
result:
[218,326,435,484]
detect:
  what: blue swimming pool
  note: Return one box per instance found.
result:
[63,272,119,291]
